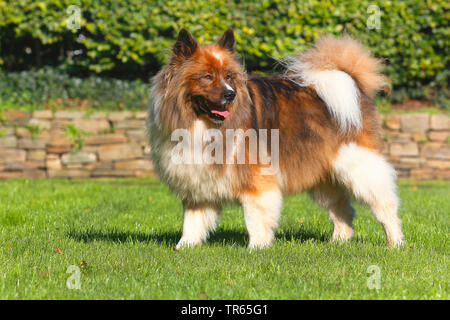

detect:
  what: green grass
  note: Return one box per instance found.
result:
[0,178,448,299]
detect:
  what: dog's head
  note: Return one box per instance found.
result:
[167,29,245,125]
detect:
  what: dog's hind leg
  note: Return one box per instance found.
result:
[332,143,404,247]
[309,182,355,242]
[240,188,283,250]
[176,204,221,250]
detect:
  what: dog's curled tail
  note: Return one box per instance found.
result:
[284,35,389,133]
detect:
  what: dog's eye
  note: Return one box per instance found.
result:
[225,73,232,81]
[203,74,213,80]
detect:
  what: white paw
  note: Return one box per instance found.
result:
[386,229,404,248]
[248,238,274,251]
[175,238,201,250]
[388,237,405,248]
[330,229,354,243]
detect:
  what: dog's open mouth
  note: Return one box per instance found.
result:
[195,98,231,123]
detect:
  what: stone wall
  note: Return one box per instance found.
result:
[0,110,449,180]
[0,110,152,179]
[382,113,449,179]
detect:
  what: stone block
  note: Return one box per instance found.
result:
[98,144,142,161]
[114,159,153,170]
[0,136,17,148]
[85,134,127,145]
[385,114,401,130]
[72,119,110,134]
[61,152,97,165]
[390,143,419,157]
[32,110,53,119]
[54,111,85,119]
[47,169,90,178]
[0,149,26,163]
[400,114,429,133]
[46,154,62,170]
[113,120,146,130]
[421,143,450,160]
[428,131,448,142]
[28,118,51,130]
[91,169,135,177]
[430,114,448,130]
[27,150,46,161]
[23,169,46,178]
[107,111,133,121]
[18,138,46,149]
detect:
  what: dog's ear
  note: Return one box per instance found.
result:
[173,29,198,58]
[217,28,235,52]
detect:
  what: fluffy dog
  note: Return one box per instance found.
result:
[147,29,404,250]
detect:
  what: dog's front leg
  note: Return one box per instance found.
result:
[175,204,221,250]
[241,189,283,250]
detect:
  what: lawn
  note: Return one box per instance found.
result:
[0,178,448,299]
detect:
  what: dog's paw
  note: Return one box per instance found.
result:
[175,238,201,250]
[387,230,405,248]
[248,239,274,251]
[388,237,405,248]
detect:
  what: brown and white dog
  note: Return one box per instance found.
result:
[147,29,404,250]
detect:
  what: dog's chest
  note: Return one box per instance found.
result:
[153,121,234,203]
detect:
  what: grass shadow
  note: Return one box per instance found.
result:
[67,226,328,248]
[66,229,180,246]
[277,228,329,243]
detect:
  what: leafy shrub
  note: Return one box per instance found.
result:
[0,67,148,110]
[64,123,89,153]
[0,0,448,106]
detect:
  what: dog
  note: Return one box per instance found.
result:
[147,28,404,250]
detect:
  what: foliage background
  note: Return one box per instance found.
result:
[0,0,448,109]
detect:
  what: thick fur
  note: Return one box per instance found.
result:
[148,30,403,249]
[283,35,389,133]
[289,35,389,98]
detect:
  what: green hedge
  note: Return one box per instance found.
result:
[0,0,448,106]
[0,68,148,111]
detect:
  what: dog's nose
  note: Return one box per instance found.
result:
[223,89,236,102]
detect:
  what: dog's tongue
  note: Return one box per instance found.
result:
[211,110,230,118]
